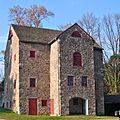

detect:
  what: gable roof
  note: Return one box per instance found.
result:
[11,24,102,49]
[49,23,102,49]
[11,24,62,44]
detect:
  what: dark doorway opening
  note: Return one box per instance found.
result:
[105,103,120,116]
[69,97,86,115]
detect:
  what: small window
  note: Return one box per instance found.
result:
[14,80,16,89]
[73,98,78,105]
[41,100,47,106]
[30,51,35,58]
[14,54,16,61]
[30,78,36,87]
[71,31,82,38]
[10,101,12,108]
[68,76,73,86]
[8,30,13,40]
[73,52,82,67]
[82,76,87,87]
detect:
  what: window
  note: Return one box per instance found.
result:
[73,98,79,105]
[14,80,16,89]
[10,101,12,108]
[82,76,87,87]
[8,30,13,40]
[68,76,73,86]
[71,31,82,38]
[14,54,16,61]
[30,51,35,58]
[73,52,82,66]
[30,78,36,87]
[41,100,47,106]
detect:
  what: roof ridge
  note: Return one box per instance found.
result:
[11,24,62,32]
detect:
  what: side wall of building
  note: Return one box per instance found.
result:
[94,48,104,115]
[50,40,60,116]
[4,26,20,113]
[59,25,96,115]
[19,42,50,115]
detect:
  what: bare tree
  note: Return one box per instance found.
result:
[9,5,27,25]
[58,23,72,30]
[9,5,54,27]
[78,13,101,40]
[102,15,120,94]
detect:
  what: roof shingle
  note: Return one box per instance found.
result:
[12,24,62,44]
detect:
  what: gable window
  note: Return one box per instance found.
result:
[71,31,82,38]
[41,100,47,107]
[82,76,87,87]
[30,51,35,58]
[30,78,36,87]
[68,76,74,86]
[73,52,82,67]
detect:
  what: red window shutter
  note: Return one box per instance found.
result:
[30,51,35,58]
[71,31,82,38]
[30,78,36,87]
[41,100,47,106]
[73,52,82,66]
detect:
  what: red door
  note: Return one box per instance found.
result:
[29,98,37,115]
[50,99,54,115]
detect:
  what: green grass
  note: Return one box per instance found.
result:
[0,108,118,120]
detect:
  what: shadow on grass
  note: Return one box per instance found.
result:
[0,108,13,113]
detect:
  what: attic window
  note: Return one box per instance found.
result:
[71,31,82,38]
[8,30,13,40]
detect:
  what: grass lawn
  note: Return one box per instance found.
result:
[0,108,118,120]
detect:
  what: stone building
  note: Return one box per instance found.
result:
[4,23,104,115]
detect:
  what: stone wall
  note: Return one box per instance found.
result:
[59,24,96,115]
[4,25,20,113]
[94,48,104,115]
[19,42,50,115]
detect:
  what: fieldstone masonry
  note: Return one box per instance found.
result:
[4,23,104,116]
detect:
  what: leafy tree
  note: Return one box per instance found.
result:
[9,5,54,28]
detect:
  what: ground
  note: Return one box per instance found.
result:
[0,108,118,120]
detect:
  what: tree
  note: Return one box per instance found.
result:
[78,13,101,40]
[9,5,27,25]
[58,23,72,30]
[9,5,54,27]
[59,13,120,95]
[102,15,120,94]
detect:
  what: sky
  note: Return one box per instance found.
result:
[0,0,120,80]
